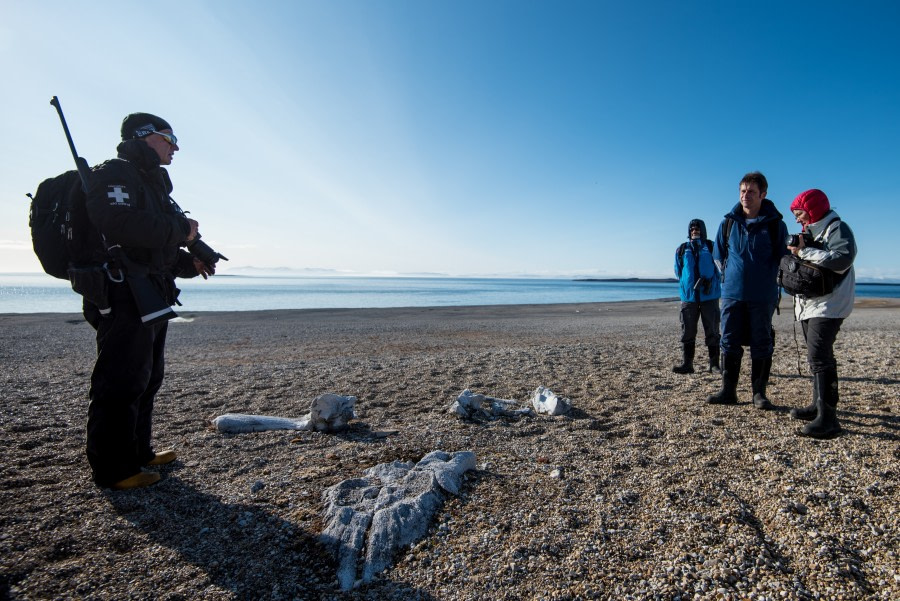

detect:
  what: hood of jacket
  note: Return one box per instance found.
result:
[687,218,708,240]
[725,198,784,224]
[116,138,173,194]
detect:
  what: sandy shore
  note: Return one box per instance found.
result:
[1,298,898,600]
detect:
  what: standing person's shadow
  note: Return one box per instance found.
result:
[107,475,332,598]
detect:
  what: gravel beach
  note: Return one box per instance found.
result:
[1,297,898,600]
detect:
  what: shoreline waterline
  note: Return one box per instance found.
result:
[3,295,898,322]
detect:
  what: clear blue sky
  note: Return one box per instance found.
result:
[2,0,898,279]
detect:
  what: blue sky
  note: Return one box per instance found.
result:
[2,0,898,279]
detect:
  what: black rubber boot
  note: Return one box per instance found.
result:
[708,345,721,374]
[790,375,818,421]
[706,353,740,404]
[673,342,695,374]
[799,369,841,439]
[751,357,774,410]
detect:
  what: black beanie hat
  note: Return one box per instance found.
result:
[120,113,173,141]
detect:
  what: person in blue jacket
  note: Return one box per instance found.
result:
[707,171,788,409]
[672,218,721,374]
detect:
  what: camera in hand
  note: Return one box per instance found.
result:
[693,277,712,294]
[787,232,822,249]
[186,233,228,266]
[787,233,806,247]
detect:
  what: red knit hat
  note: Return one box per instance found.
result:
[790,189,830,225]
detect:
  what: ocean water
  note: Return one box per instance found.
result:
[1,273,898,314]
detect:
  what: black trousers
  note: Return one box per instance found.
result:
[801,317,843,373]
[85,282,168,487]
[679,299,720,347]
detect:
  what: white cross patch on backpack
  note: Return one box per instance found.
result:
[107,185,131,206]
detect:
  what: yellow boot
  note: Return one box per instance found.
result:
[111,471,161,490]
[146,449,177,466]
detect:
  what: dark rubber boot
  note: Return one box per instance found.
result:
[751,357,774,410]
[790,376,818,421]
[708,345,721,374]
[799,369,841,439]
[673,342,695,374]
[706,353,740,404]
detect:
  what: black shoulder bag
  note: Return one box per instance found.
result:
[777,218,847,298]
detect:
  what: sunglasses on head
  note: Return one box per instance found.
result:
[153,131,178,146]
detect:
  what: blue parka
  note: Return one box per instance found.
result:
[714,199,788,304]
[674,219,721,303]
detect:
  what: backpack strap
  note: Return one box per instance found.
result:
[719,217,734,277]
[678,239,712,259]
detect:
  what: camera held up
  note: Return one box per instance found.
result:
[787,232,822,249]
[186,233,228,268]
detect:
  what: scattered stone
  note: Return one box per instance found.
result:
[531,386,572,416]
[320,450,476,590]
[212,394,357,433]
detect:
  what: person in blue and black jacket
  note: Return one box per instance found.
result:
[707,171,789,409]
[672,218,721,374]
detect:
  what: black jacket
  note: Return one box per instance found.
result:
[86,139,196,281]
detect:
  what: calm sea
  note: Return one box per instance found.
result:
[1,273,898,314]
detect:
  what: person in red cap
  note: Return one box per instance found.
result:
[786,189,857,439]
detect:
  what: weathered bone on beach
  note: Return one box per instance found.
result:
[531,386,572,416]
[212,414,311,432]
[320,450,476,591]
[212,393,356,434]
[449,389,534,419]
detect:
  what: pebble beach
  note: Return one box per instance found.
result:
[1,297,898,600]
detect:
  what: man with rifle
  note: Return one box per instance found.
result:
[83,112,215,490]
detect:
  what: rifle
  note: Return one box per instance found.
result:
[50,96,92,193]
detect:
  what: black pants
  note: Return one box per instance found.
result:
[85,282,168,487]
[801,317,843,373]
[679,299,720,347]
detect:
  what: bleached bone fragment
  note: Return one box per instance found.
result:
[212,414,310,433]
[531,386,572,416]
[213,394,356,433]
[449,389,533,419]
[309,393,356,432]
[321,450,476,590]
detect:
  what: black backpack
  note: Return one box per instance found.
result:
[28,170,105,279]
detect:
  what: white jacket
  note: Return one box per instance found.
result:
[794,210,857,321]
